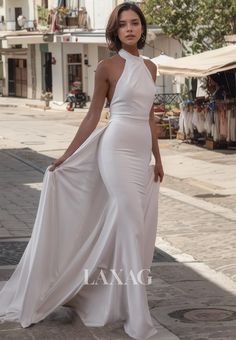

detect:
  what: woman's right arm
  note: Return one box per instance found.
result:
[49,60,109,171]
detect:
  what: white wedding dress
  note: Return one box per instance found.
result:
[0,49,160,340]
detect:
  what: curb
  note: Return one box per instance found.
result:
[0,104,18,108]
[25,103,51,110]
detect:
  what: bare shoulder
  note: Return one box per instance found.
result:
[96,55,120,78]
[95,58,110,78]
[96,54,120,69]
[144,59,157,81]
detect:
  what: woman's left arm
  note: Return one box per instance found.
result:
[146,60,164,183]
[149,106,164,182]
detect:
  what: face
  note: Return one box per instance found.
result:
[117,9,143,48]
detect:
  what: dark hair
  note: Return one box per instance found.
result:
[105,2,147,51]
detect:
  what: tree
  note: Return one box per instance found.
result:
[142,0,236,53]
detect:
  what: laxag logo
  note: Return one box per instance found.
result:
[84,269,152,285]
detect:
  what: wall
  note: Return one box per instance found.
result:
[1,39,7,96]
[48,42,64,102]
[35,44,42,98]
[27,46,32,98]
[48,42,84,102]
[84,0,115,29]
[87,44,98,100]
[0,0,6,20]
[27,44,42,99]
[5,0,30,21]
[27,0,35,21]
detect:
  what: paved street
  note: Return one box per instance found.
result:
[0,100,236,339]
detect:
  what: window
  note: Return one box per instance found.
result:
[67,54,81,63]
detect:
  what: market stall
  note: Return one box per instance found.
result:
[157,45,236,149]
[152,54,181,139]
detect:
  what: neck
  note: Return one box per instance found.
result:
[121,45,139,57]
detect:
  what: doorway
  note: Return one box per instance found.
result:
[42,52,52,92]
[8,58,27,97]
[15,7,23,30]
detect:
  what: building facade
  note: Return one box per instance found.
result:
[0,0,182,102]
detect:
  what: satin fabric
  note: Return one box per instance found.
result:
[0,49,160,340]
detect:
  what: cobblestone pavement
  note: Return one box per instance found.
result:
[0,103,236,339]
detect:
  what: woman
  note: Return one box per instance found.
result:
[0,2,164,340]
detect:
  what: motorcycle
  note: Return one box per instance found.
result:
[66,82,87,111]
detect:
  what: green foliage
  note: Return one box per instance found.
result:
[142,0,236,53]
[37,6,49,27]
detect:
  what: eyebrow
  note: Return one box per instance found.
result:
[119,19,139,23]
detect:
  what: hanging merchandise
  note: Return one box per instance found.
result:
[156,45,236,150]
[176,69,236,149]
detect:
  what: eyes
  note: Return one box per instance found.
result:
[119,21,140,28]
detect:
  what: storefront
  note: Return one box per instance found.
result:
[2,32,107,102]
[158,45,236,149]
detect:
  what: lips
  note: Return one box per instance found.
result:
[126,35,135,39]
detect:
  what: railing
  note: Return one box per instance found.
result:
[0,20,35,31]
[38,7,88,31]
[154,93,183,105]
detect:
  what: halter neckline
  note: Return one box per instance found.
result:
[118,48,143,62]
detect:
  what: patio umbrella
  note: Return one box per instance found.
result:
[152,53,175,94]
[152,53,175,66]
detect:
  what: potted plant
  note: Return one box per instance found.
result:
[41,91,53,109]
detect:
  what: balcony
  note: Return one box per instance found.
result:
[0,20,36,32]
[38,6,88,32]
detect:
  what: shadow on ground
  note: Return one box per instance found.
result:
[0,148,236,339]
[0,149,53,238]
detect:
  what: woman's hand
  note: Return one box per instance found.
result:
[154,163,164,183]
[49,155,67,172]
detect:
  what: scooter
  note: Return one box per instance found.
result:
[66,89,87,111]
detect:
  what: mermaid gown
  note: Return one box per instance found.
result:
[0,49,160,340]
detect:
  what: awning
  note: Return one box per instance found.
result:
[0,48,27,55]
[157,45,236,77]
[71,31,106,44]
[152,53,175,65]
[71,35,106,44]
[7,35,44,45]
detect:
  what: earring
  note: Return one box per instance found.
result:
[141,33,145,42]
